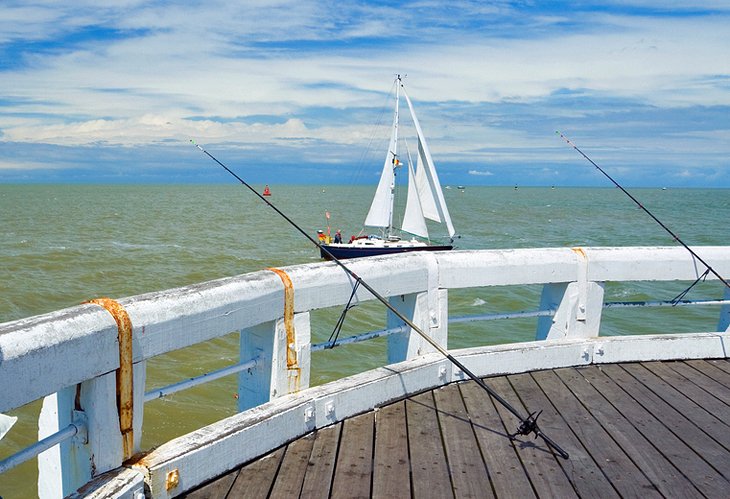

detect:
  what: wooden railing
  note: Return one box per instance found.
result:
[1,246,729,497]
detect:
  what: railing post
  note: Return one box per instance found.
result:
[38,369,131,498]
[537,248,605,340]
[536,281,604,340]
[387,288,448,363]
[238,313,311,412]
[38,387,84,498]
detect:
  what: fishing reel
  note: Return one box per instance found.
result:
[510,410,543,440]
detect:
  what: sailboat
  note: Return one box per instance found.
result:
[320,76,456,260]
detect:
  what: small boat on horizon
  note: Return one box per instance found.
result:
[319,75,456,260]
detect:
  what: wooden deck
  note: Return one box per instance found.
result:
[183,360,730,498]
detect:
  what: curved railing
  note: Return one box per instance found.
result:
[1,246,729,498]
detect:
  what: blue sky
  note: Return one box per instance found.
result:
[0,1,729,187]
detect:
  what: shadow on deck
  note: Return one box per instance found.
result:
[183,359,730,498]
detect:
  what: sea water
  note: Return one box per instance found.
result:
[1,184,728,497]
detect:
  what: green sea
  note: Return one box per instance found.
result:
[1,184,728,497]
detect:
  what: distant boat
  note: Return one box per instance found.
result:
[262,185,271,196]
[320,76,455,260]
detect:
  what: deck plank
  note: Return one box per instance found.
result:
[459,381,536,498]
[180,361,730,499]
[665,361,730,405]
[704,358,730,375]
[600,363,730,491]
[557,366,704,498]
[578,365,715,497]
[330,412,374,499]
[433,383,493,498]
[643,361,730,433]
[407,390,454,498]
[532,369,661,498]
[183,470,237,499]
[487,376,578,498]
[630,363,730,451]
[226,446,285,498]
[685,358,730,385]
[269,433,315,498]
[372,401,410,499]
[300,423,341,499]
[510,372,620,498]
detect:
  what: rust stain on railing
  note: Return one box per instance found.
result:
[571,247,587,259]
[86,297,134,460]
[267,268,300,393]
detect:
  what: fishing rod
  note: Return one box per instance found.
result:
[556,131,730,291]
[192,140,570,459]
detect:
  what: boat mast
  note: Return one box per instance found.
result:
[387,76,401,238]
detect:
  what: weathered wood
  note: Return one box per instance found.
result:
[685,358,730,385]
[665,360,730,405]
[600,363,730,488]
[183,471,237,499]
[532,369,661,498]
[629,363,730,451]
[269,433,315,498]
[372,401,410,499]
[564,366,701,497]
[555,366,704,498]
[704,358,730,375]
[180,362,730,499]
[300,423,341,499]
[643,361,730,436]
[459,381,536,498]
[226,446,284,498]
[433,383,493,499]
[487,376,578,498]
[330,412,374,499]
[407,390,454,498]
[509,372,619,498]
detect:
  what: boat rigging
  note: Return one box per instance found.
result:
[320,75,457,260]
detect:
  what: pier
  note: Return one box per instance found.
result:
[1,247,729,498]
[185,359,730,498]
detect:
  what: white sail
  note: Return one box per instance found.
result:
[364,85,399,229]
[415,138,441,223]
[363,76,456,240]
[402,150,429,238]
[400,85,456,238]
[364,149,396,228]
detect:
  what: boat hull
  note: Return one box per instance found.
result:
[320,243,453,260]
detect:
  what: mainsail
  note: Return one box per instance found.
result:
[364,81,400,229]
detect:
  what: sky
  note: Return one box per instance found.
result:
[0,1,729,187]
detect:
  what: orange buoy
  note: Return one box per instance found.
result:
[263,185,271,196]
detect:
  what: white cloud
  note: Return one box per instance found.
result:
[468,169,494,176]
[0,1,728,185]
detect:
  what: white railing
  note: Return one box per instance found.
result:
[1,246,729,498]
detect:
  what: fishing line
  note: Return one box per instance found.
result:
[327,280,361,349]
[192,140,570,459]
[556,131,730,295]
